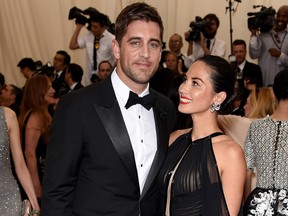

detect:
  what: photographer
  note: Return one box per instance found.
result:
[69,11,115,86]
[249,5,288,86]
[185,14,226,67]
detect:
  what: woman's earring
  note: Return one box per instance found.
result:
[210,103,221,113]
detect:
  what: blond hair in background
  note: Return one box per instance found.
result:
[249,87,275,119]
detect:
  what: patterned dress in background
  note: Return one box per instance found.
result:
[244,117,288,215]
[0,106,21,215]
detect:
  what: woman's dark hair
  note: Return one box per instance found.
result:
[196,55,236,113]
[115,2,164,45]
[273,69,288,101]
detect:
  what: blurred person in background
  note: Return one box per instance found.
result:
[91,60,113,83]
[64,63,84,91]
[168,33,189,72]
[244,87,275,118]
[18,75,56,201]
[164,51,183,75]
[244,69,288,215]
[69,11,115,86]
[0,84,23,116]
[0,106,40,215]
[249,5,288,86]
[17,58,38,84]
[52,50,70,98]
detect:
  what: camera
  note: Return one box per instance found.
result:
[186,16,211,42]
[68,7,99,26]
[68,7,114,34]
[247,6,276,33]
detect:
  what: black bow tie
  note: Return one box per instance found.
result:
[125,91,157,110]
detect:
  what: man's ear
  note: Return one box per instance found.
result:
[112,39,120,59]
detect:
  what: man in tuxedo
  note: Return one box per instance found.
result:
[64,63,84,92]
[42,2,175,216]
[232,39,263,90]
[17,57,37,80]
[232,39,263,116]
[52,50,70,98]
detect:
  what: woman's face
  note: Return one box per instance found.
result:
[44,82,56,105]
[178,60,216,115]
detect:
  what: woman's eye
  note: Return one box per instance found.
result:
[192,81,198,86]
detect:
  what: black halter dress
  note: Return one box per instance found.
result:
[158,130,230,216]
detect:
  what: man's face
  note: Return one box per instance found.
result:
[113,20,162,89]
[165,53,178,71]
[98,62,112,80]
[275,6,288,32]
[53,54,66,72]
[232,44,247,65]
[169,35,183,54]
[203,19,218,39]
[91,21,105,37]
[0,85,14,103]
[20,67,30,79]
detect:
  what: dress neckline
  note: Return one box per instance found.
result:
[187,130,224,144]
[266,116,288,124]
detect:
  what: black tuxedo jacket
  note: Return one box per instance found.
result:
[42,76,175,216]
[240,61,263,88]
[52,70,70,97]
[71,82,84,91]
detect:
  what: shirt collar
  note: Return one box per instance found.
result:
[111,68,150,105]
[238,60,246,71]
[70,82,77,90]
[55,70,63,77]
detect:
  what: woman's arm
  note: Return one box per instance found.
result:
[5,107,40,210]
[24,113,42,199]
[216,138,246,216]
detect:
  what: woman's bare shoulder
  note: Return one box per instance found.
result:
[3,106,16,122]
[169,128,191,146]
[2,107,17,131]
[213,135,245,165]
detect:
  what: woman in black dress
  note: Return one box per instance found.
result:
[158,55,246,216]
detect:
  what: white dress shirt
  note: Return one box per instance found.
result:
[111,69,157,193]
[185,38,227,68]
[78,29,115,86]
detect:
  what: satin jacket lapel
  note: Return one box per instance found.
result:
[93,79,139,189]
[141,90,169,198]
